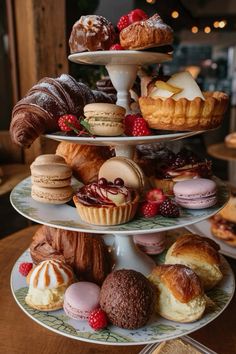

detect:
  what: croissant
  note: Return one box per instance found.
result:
[56,141,112,184]
[10,74,115,148]
[30,225,112,285]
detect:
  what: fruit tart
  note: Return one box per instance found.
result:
[139,71,229,131]
[73,178,139,225]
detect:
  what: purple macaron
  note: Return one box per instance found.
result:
[133,232,166,255]
[173,178,217,209]
[63,282,100,320]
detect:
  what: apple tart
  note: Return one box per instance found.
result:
[139,72,229,131]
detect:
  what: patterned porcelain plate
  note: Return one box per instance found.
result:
[10,177,229,234]
[11,237,235,346]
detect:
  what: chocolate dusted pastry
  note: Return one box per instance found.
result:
[30,225,112,285]
[10,74,115,148]
[69,15,116,53]
[96,76,117,95]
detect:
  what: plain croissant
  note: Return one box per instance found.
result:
[10,74,115,148]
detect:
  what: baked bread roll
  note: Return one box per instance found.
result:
[30,225,112,285]
[10,74,114,148]
[165,234,222,290]
[149,264,206,323]
[56,142,112,184]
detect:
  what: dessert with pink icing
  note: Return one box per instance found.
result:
[133,232,166,255]
[25,259,74,311]
[63,282,100,320]
[173,178,217,209]
[73,177,139,225]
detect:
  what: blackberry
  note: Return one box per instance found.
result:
[172,155,186,168]
[159,199,180,218]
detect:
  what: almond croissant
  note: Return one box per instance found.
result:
[10,74,115,148]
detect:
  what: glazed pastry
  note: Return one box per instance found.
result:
[165,234,223,289]
[56,142,112,184]
[100,269,155,329]
[83,103,125,136]
[10,74,115,148]
[149,264,206,323]
[73,177,139,225]
[25,259,74,311]
[225,132,236,148]
[69,15,116,53]
[139,71,229,131]
[30,225,112,285]
[120,14,173,50]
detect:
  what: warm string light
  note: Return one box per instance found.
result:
[214,20,226,28]
[171,10,179,19]
[191,26,199,34]
[204,26,211,34]
[146,0,156,3]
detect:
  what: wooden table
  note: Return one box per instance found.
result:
[1,225,236,354]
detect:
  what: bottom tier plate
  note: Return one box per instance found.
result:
[11,239,235,346]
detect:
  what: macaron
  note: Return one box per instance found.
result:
[133,232,166,255]
[31,184,73,204]
[31,154,66,166]
[31,164,72,188]
[173,178,217,209]
[63,282,100,320]
[98,156,146,192]
[83,103,125,136]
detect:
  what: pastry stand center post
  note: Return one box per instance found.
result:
[111,233,155,275]
[106,63,138,159]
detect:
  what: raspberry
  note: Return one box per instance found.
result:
[140,201,159,218]
[117,15,130,31]
[88,308,108,331]
[131,117,151,136]
[110,44,123,50]
[58,114,82,132]
[128,9,148,23]
[146,188,167,205]
[159,199,180,218]
[124,114,140,135]
[19,262,33,276]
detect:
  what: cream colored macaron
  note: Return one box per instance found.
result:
[31,154,66,167]
[98,156,146,193]
[31,164,72,188]
[83,103,125,136]
[31,184,73,204]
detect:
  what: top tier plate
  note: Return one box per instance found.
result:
[68,50,172,66]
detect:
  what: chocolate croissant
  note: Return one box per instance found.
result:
[30,225,112,285]
[10,74,115,148]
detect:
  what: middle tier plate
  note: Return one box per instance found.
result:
[44,131,203,146]
[10,177,229,234]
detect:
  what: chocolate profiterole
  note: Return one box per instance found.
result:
[100,269,155,329]
[69,15,116,53]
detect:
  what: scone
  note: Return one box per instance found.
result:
[165,234,223,290]
[73,177,139,225]
[149,264,206,323]
[25,259,74,311]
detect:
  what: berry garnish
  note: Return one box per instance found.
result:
[128,9,148,23]
[117,14,130,31]
[132,117,151,136]
[114,178,124,186]
[140,201,159,218]
[146,189,167,205]
[58,115,82,132]
[159,199,180,218]
[124,114,139,135]
[19,262,33,276]
[88,308,108,331]
[110,44,123,50]
[98,178,108,187]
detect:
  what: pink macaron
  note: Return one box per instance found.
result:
[173,178,217,209]
[133,232,166,255]
[63,282,100,320]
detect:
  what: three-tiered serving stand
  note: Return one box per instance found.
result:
[10,50,235,346]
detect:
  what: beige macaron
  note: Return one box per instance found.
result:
[31,154,66,167]
[31,184,73,204]
[98,157,146,192]
[31,164,72,188]
[83,103,125,136]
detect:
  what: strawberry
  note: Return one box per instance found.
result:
[117,14,130,31]
[131,117,151,136]
[128,9,148,23]
[88,308,108,331]
[140,201,159,218]
[58,114,82,133]
[146,189,167,205]
[159,198,180,218]
[110,44,124,50]
[124,114,140,135]
[19,262,33,276]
